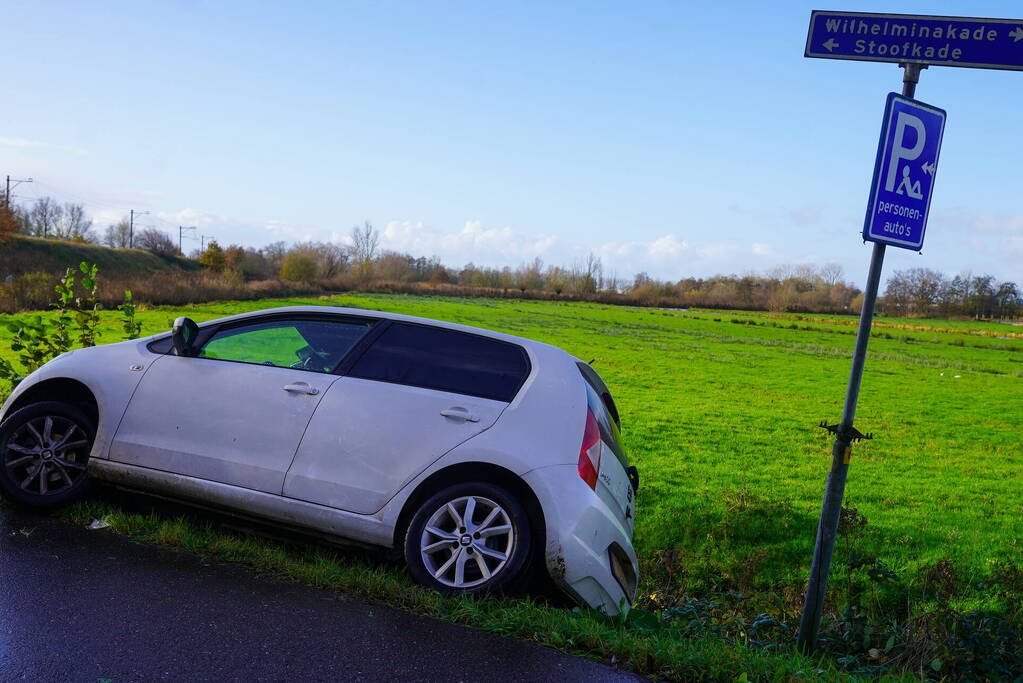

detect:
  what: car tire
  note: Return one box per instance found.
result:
[404,481,532,597]
[0,401,94,509]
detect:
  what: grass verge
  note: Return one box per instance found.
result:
[55,497,884,682]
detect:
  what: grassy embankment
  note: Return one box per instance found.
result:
[0,234,199,275]
[0,236,326,313]
[2,293,1021,680]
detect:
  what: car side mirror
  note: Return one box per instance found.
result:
[172,316,199,357]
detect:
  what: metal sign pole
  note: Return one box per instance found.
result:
[796,62,923,655]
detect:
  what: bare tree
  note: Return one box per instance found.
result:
[104,220,132,248]
[288,241,351,279]
[134,228,179,256]
[27,197,63,238]
[54,202,94,241]
[579,252,603,293]
[314,242,350,278]
[351,221,379,279]
[260,241,289,270]
[819,262,845,287]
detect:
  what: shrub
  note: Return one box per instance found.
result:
[11,272,55,311]
[279,251,318,283]
[198,241,226,272]
[0,202,20,242]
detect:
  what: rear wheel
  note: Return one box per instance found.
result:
[404,482,532,596]
[0,401,94,508]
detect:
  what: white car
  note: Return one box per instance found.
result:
[0,306,639,613]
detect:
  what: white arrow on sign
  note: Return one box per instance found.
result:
[823,38,839,52]
[1010,27,1023,42]
[922,161,937,176]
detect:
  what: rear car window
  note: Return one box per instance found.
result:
[578,362,621,427]
[579,363,628,468]
[348,323,530,401]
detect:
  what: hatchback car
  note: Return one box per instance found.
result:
[0,306,639,613]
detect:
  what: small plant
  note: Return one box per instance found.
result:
[0,261,108,398]
[119,289,143,340]
[0,315,60,389]
[51,267,76,355]
[73,262,101,347]
[51,262,102,350]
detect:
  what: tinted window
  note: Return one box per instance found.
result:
[579,363,628,468]
[199,318,371,372]
[577,362,621,427]
[348,323,529,401]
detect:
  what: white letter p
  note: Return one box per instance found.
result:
[884,112,926,192]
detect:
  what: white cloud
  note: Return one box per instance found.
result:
[934,210,1023,236]
[696,243,736,261]
[154,208,321,246]
[593,234,688,262]
[373,220,559,266]
[340,219,702,279]
[0,137,87,155]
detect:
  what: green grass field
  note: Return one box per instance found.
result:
[2,293,1021,679]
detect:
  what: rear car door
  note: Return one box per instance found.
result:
[283,322,531,514]
[110,316,373,493]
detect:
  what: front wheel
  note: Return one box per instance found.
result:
[0,401,94,508]
[404,482,532,596]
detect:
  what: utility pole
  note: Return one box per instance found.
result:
[178,225,196,255]
[129,209,149,249]
[4,175,33,208]
[201,234,215,251]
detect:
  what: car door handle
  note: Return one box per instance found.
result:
[282,383,320,395]
[440,408,480,423]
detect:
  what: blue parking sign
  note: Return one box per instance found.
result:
[863,93,946,250]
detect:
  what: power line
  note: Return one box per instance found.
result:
[5,175,33,207]
[10,177,220,251]
[129,209,150,249]
[179,225,197,254]
[23,180,136,212]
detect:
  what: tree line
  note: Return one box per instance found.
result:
[2,193,1018,319]
[884,268,1020,319]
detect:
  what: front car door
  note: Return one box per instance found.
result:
[110,315,374,493]
[284,322,531,514]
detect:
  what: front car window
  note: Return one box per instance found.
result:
[199,318,372,372]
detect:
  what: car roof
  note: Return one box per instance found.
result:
[190,305,570,357]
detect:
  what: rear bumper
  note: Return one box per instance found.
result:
[522,464,638,615]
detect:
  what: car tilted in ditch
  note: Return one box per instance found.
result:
[0,306,639,613]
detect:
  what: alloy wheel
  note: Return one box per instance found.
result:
[419,495,515,588]
[3,415,90,497]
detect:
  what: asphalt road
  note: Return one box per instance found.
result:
[0,506,641,682]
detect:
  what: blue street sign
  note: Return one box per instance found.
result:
[806,11,1023,71]
[863,93,946,251]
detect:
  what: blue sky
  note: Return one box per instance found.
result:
[3,1,1021,284]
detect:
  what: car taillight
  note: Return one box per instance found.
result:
[577,408,601,490]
